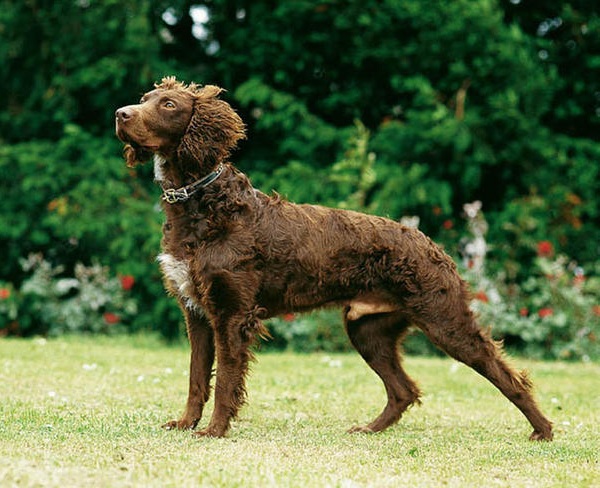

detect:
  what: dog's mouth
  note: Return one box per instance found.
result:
[116,127,160,154]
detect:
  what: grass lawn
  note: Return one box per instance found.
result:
[0,335,598,487]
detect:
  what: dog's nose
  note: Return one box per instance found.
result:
[115,107,134,122]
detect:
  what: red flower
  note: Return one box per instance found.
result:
[0,288,10,300]
[593,305,600,317]
[442,219,454,230]
[474,291,489,303]
[103,312,120,325]
[120,275,135,291]
[282,313,295,322]
[538,308,553,319]
[519,307,529,317]
[537,241,554,258]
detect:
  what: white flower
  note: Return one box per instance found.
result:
[55,278,79,294]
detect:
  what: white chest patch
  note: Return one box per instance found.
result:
[154,154,167,182]
[157,253,203,312]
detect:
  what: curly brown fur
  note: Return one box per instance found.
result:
[115,77,553,441]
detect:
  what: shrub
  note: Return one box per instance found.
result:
[464,204,599,361]
[266,310,350,353]
[470,256,599,361]
[0,254,137,336]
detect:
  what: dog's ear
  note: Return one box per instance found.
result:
[123,144,153,168]
[177,85,246,170]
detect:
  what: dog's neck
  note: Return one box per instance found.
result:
[153,154,257,210]
[154,152,260,255]
[154,154,220,187]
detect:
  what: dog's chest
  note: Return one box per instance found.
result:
[157,253,203,312]
[157,205,212,312]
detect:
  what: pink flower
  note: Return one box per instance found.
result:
[537,241,554,258]
[538,308,553,319]
[103,312,120,325]
[0,288,10,300]
[120,275,135,291]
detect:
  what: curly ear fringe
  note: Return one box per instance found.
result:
[123,144,153,168]
[175,83,246,169]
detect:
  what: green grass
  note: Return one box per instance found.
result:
[0,336,598,487]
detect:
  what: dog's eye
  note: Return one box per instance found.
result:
[164,100,176,109]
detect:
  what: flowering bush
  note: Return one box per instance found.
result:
[0,254,137,336]
[463,204,599,361]
[470,258,599,361]
[0,284,18,336]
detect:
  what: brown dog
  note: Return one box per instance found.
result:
[115,77,553,441]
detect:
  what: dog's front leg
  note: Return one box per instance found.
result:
[190,314,253,437]
[193,272,262,438]
[163,306,215,431]
[192,310,257,438]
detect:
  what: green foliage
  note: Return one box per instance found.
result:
[248,118,453,231]
[234,78,344,171]
[220,0,598,257]
[1,126,147,268]
[0,126,181,337]
[266,310,350,353]
[504,1,600,140]
[0,0,598,350]
[0,0,172,142]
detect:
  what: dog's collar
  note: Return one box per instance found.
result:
[161,163,224,204]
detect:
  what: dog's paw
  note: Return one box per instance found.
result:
[347,425,375,434]
[162,418,199,431]
[192,426,226,438]
[529,429,553,441]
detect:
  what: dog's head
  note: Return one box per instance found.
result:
[115,77,246,169]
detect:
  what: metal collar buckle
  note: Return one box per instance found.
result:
[160,163,225,205]
[162,187,189,204]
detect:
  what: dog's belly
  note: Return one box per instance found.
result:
[259,276,400,321]
[157,253,203,312]
[345,297,399,321]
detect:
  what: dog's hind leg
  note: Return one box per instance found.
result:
[414,300,553,441]
[344,310,421,434]
[163,306,215,431]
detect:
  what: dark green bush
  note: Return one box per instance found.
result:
[0,1,598,357]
